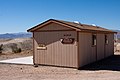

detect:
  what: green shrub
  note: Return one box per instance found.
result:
[0,44,3,53]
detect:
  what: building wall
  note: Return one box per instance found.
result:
[78,32,96,67]
[96,34,105,60]
[78,32,114,67]
[33,31,78,68]
[105,34,114,57]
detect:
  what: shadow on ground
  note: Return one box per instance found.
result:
[80,54,120,71]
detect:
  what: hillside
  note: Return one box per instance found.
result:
[0,32,32,39]
[114,30,120,39]
[0,38,32,53]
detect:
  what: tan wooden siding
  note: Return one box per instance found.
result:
[96,34,105,60]
[78,32,96,67]
[34,31,78,68]
[36,23,73,31]
[33,32,35,64]
[105,34,114,57]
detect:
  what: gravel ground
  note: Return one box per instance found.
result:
[0,52,120,80]
[0,64,120,80]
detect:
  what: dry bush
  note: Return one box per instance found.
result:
[1,38,32,53]
[0,44,3,53]
[11,45,21,53]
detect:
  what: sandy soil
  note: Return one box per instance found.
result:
[0,52,120,80]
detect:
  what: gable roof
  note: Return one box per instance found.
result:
[27,19,117,33]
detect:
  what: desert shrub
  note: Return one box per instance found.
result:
[18,48,22,52]
[11,46,22,53]
[0,44,3,53]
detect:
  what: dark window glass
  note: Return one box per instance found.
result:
[105,35,108,44]
[92,34,96,46]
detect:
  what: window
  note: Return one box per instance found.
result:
[92,34,96,46]
[105,35,108,44]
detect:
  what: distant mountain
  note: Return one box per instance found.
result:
[0,32,32,39]
[0,30,120,39]
[114,30,120,39]
[114,30,120,33]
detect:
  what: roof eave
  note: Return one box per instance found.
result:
[27,19,117,33]
[80,29,117,33]
[27,19,82,32]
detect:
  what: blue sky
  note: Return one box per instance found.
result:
[0,0,120,33]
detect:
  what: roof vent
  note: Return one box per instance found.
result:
[73,21,80,24]
[91,24,97,26]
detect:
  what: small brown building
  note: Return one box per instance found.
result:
[27,19,116,68]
